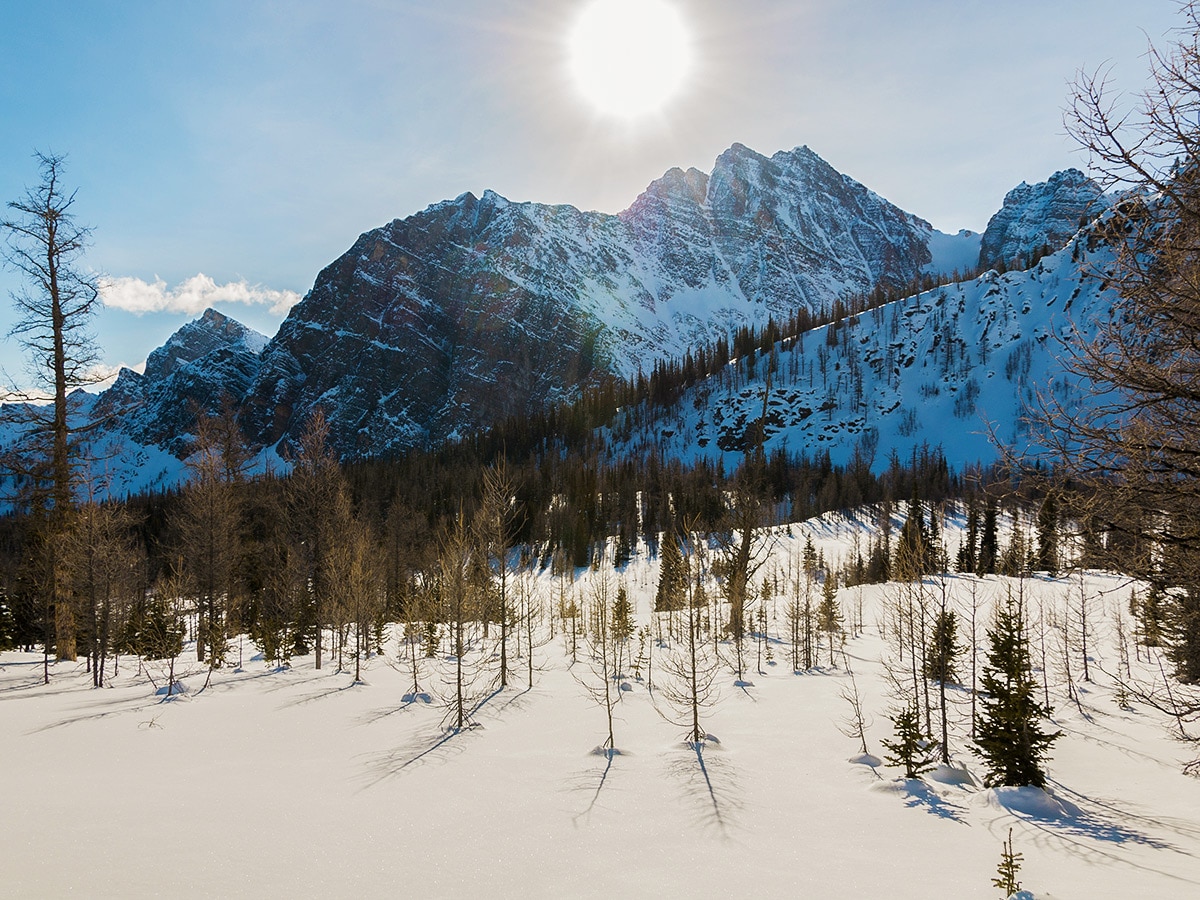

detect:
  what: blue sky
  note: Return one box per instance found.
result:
[0,0,1181,385]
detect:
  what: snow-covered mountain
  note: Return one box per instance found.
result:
[0,147,1114,497]
[607,232,1110,473]
[240,144,981,456]
[0,308,270,501]
[96,308,269,458]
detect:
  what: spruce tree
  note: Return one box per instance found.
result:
[925,608,962,684]
[1035,493,1060,575]
[957,499,979,574]
[992,828,1023,898]
[975,592,1060,787]
[1165,587,1200,683]
[0,594,16,651]
[895,491,930,579]
[977,496,999,576]
[817,571,842,665]
[655,528,687,612]
[881,702,937,778]
[1134,586,1166,648]
[611,585,634,644]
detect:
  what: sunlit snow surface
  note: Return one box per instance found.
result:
[608,236,1111,473]
[3,510,1199,899]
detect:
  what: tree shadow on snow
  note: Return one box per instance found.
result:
[570,746,622,826]
[26,695,161,733]
[898,778,969,824]
[665,737,742,837]
[275,679,362,710]
[355,719,484,792]
[353,691,435,727]
[984,783,1200,890]
[1022,781,1193,851]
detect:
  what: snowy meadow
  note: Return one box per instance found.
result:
[2,513,1199,899]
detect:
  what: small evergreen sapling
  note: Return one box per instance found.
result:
[881,702,937,778]
[992,827,1023,899]
[817,572,842,666]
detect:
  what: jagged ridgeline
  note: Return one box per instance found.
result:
[1,143,1108,497]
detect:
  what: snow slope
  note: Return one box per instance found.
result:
[608,235,1111,472]
[3,510,1198,899]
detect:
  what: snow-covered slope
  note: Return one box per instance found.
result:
[607,235,1110,472]
[2,510,1197,899]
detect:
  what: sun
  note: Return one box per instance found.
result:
[567,0,694,119]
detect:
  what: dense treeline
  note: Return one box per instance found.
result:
[0,229,1078,681]
[0,379,986,669]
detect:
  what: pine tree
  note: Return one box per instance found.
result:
[977,496,999,576]
[655,528,687,612]
[925,608,962,684]
[975,592,1060,787]
[1036,493,1060,575]
[881,702,936,778]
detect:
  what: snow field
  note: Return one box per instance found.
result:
[3,513,1200,899]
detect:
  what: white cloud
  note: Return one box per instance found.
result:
[85,360,146,392]
[100,274,301,317]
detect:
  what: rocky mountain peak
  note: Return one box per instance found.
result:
[143,307,267,381]
[979,168,1108,269]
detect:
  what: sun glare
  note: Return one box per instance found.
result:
[567,0,693,119]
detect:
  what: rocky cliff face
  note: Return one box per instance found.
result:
[244,144,961,456]
[94,308,268,457]
[978,169,1107,269]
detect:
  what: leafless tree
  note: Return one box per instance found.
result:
[658,521,720,747]
[438,509,482,731]
[479,460,522,688]
[1055,1,1200,683]
[715,463,771,678]
[2,152,103,662]
[327,516,383,684]
[577,573,621,752]
[513,567,548,690]
[287,410,343,670]
[63,499,142,687]
[176,408,246,667]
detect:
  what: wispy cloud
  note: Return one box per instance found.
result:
[86,360,146,391]
[100,274,301,317]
